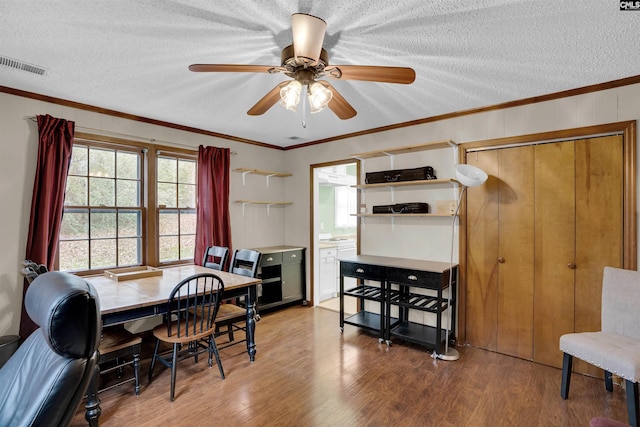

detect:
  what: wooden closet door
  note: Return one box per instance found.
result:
[573,135,623,375]
[497,146,535,359]
[466,150,499,350]
[533,141,576,367]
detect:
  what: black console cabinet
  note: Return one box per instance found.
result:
[251,246,306,311]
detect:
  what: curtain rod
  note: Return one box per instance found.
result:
[25,116,237,155]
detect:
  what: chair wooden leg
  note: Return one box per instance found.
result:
[209,336,225,380]
[626,380,639,427]
[148,339,160,382]
[605,370,614,392]
[561,352,573,399]
[170,344,178,402]
[133,352,141,395]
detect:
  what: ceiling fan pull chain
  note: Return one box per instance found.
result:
[302,89,307,128]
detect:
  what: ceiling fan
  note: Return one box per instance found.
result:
[189,13,416,120]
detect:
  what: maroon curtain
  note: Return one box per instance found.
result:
[195,146,232,267]
[19,114,75,340]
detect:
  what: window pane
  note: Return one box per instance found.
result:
[178,159,196,184]
[157,157,177,182]
[180,211,196,234]
[65,176,88,206]
[90,211,117,238]
[159,236,179,262]
[68,146,88,175]
[180,235,195,260]
[117,151,139,179]
[89,148,115,178]
[60,210,88,239]
[159,211,179,235]
[157,183,176,207]
[59,240,89,271]
[91,239,117,268]
[118,238,141,266]
[117,180,139,206]
[118,211,141,238]
[178,184,195,208]
[89,177,115,206]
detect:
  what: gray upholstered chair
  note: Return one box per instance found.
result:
[0,271,101,427]
[560,266,640,427]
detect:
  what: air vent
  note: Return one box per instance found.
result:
[0,55,47,75]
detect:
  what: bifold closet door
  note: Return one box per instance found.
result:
[465,135,623,370]
[465,146,534,359]
[534,136,623,370]
[533,141,576,368]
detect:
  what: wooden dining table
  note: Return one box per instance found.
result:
[82,264,261,426]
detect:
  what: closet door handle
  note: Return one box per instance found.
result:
[567,262,576,269]
[497,257,505,263]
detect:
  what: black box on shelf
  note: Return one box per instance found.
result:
[365,166,436,184]
[372,202,429,214]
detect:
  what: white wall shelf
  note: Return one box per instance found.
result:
[234,168,292,187]
[234,200,292,216]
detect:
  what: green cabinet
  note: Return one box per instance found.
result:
[251,246,306,311]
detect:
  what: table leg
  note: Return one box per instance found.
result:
[246,285,257,362]
[85,363,101,426]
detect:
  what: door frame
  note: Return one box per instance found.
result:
[309,159,361,307]
[456,120,637,343]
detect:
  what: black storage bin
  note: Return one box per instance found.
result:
[373,202,429,214]
[365,166,436,184]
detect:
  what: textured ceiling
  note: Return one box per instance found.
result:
[1,1,639,148]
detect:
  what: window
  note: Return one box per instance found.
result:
[157,154,197,263]
[58,138,197,273]
[59,143,143,272]
[334,186,357,228]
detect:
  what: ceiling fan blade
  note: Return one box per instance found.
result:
[291,13,327,66]
[325,65,416,84]
[318,81,357,120]
[189,64,276,73]
[247,82,289,116]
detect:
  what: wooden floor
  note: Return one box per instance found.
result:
[72,305,629,427]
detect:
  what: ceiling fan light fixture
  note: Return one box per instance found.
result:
[279,79,302,111]
[308,81,332,113]
[291,13,327,66]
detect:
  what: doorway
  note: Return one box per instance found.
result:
[310,160,359,311]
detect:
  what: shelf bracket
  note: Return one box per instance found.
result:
[265,173,277,187]
[267,203,274,216]
[241,202,248,216]
[388,186,395,202]
[391,216,395,231]
[382,152,395,169]
[241,171,251,186]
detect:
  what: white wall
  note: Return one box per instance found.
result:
[2,82,639,336]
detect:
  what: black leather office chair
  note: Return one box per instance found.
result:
[215,249,261,345]
[202,245,229,271]
[0,271,101,427]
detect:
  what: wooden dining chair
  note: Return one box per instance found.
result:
[97,327,142,395]
[148,273,225,401]
[215,249,261,346]
[202,245,229,271]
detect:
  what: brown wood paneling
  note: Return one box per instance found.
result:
[497,146,535,359]
[533,141,576,368]
[574,135,624,376]
[465,150,499,350]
